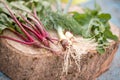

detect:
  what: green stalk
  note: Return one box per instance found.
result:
[57,26,66,40]
[63,0,73,14]
[56,0,62,12]
[56,0,73,40]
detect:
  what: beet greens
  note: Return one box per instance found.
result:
[0,1,58,53]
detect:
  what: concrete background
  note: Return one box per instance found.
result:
[0,0,120,80]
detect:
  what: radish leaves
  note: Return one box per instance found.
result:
[72,6,118,54]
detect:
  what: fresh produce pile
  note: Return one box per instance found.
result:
[0,0,118,74]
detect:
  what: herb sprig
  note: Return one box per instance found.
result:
[72,4,118,54]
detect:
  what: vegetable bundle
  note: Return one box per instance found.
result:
[0,0,118,75]
[0,0,59,53]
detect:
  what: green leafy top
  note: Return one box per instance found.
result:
[72,4,118,54]
[43,12,82,35]
[0,2,12,34]
[40,1,118,54]
[0,0,118,54]
[0,0,53,34]
[41,0,82,35]
[0,1,25,34]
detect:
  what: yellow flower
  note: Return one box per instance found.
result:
[61,0,88,5]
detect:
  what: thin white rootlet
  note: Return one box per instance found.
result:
[62,37,98,75]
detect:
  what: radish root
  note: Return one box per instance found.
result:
[61,31,97,75]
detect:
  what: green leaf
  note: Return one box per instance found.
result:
[45,12,82,35]
[72,4,118,54]
[82,25,91,38]
[94,28,99,35]
[10,1,31,12]
[0,24,7,34]
[104,29,118,41]
[72,12,90,26]
[84,8,99,17]
[0,11,14,34]
[98,21,105,32]
[97,46,105,54]
[98,13,111,23]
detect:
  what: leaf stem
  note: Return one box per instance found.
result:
[57,26,66,40]
[3,2,34,42]
[21,24,43,40]
[56,0,62,12]
[63,0,73,14]
[20,14,40,34]
[0,35,34,45]
[8,29,28,41]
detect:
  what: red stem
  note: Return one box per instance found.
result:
[21,24,43,41]
[51,38,59,41]
[20,14,40,34]
[22,24,51,47]
[33,9,47,31]
[29,13,55,43]
[0,35,59,54]
[28,16,45,36]
[32,10,50,38]
[26,9,50,39]
[0,36,34,45]
[33,9,37,18]
[27,11,46,36]
[3,3,34,42]
[8,29,28,41]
